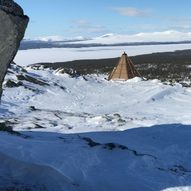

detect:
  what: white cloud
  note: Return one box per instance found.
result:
[112,7,149,17]
[167,17,191,31]
[70,19,108,34]
[73,20,91,28]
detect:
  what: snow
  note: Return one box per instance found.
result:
[76,31,191,44]
[1,71,191,191]
[15,43,191,66]
[2,47,191,190]
[2,70,191,133]
[27,30,191,44]
[163,188,191,191]
[0,124,191,190]
[25,35,88,42]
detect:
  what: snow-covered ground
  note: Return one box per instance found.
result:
[67,31,191,44]
[15,43,191,66]
[2,42,191,190]
[27,30,191,44]
[1,59,191,190]
[2,70,191,133]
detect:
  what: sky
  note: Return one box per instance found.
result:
[15,0,191,39]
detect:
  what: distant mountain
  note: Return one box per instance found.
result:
[78,31,191,44]
[25,35,90,42]
[20,31,191,50]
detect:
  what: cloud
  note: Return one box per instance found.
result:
[70,19,108,34]
[166,17,191,32]
[73,20,91,28]
[112,7,149,17]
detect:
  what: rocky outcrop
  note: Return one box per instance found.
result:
[0,0,29,98]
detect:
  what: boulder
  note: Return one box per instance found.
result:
[0,0,29,98]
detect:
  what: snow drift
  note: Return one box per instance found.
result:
[1,50,191,190]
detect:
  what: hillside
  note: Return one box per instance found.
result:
[0,61,191,190]
[31,49,191,84]
[1,46,191,190]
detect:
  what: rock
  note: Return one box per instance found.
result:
[0,0,29,98]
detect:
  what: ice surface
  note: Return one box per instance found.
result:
[15,44,191,66]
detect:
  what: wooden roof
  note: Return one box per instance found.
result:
[108,52,141,81]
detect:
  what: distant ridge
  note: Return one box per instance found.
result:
[21,31,191,50]
[20,40,191,50]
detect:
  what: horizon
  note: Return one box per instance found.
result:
[22,30,191,43]
[15,0,191,40]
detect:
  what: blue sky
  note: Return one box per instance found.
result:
[15,0,191,38]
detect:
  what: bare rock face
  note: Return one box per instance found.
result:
[0,0,29,98]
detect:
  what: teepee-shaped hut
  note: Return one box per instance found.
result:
[108,52,141,81]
